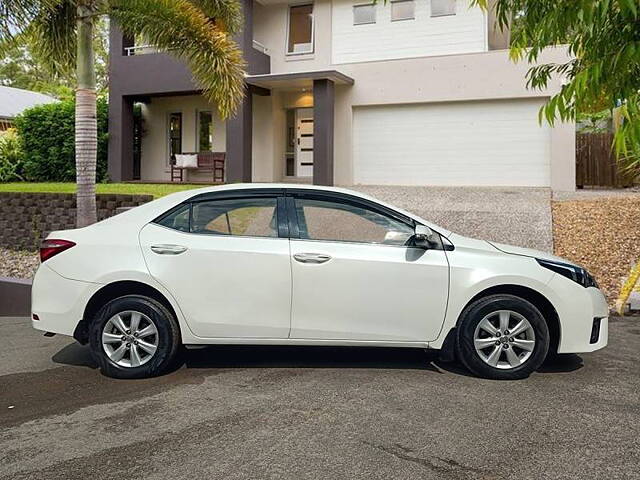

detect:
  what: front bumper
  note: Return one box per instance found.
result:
[547,274,609,353]
[31,264,101,337]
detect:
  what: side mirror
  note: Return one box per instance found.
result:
[413,225,437,249]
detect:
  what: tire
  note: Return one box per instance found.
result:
[89,295,181,379]
[456,294,549,380]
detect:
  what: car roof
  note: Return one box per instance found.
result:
[99,183,451,237]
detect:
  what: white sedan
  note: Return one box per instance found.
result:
[32,184,608,380]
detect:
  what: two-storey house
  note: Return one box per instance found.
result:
[108,0,575,190]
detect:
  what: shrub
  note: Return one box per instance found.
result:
[14,97,108,182]
[0,128,25,182]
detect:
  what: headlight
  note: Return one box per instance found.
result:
[536,258,599,288]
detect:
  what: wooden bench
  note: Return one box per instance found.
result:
[170,152,225,183]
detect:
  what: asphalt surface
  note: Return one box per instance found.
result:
[1,316,639,479]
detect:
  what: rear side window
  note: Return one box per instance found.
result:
[155,197,279,238]
[156,203,190,232]
[191,198,278,237]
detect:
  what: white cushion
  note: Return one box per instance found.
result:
[175,154,198,169]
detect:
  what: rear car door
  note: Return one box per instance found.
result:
[139,190,292,338]
[287,191,450,342]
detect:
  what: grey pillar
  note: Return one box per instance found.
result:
[313,79,335,186]
[225,89,252,183]
[107,94,134,182]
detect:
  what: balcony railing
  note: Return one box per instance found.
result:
[124,44,161,56]
[125,40,268,56]
[252,40,268,54]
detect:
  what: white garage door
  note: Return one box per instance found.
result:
[353,99,551,186]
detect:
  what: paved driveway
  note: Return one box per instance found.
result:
[351,186,553,252]
[1,316,639,479]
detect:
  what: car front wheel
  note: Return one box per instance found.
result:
[456,294,549,380]
[89,295,181,379]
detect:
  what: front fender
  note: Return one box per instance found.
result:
[429,248,555,347]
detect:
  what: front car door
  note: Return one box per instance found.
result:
[139,190,292,339]
[287,191,449,342]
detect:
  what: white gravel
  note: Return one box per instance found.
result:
[0,248,39,280]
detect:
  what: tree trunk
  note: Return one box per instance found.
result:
[75,2,97,228]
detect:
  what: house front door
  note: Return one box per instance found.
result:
[295,108,314,177]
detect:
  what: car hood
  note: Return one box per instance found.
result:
[447,233,574,265]
[487,240,574,265]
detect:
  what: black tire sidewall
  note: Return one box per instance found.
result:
[89,295,181,379]
[457,294,549,380]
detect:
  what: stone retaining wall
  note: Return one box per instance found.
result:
[0,193,153,250]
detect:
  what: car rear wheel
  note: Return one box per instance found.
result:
[89,295,181,379]
[456,294,549,380]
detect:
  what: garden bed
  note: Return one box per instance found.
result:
[552,195,640,304]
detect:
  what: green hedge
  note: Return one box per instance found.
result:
[14,97,108,182]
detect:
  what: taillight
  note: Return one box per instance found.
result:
[40,239,76,262]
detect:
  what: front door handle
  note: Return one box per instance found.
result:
[293,253,331,264]
[150,244,188,255]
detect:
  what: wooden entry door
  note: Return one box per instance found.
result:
[295,108,314,177]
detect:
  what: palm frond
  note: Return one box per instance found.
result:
[1,0,41,42]
[110,0,245,118]
[27,0,78,81]
[186,0,243,34]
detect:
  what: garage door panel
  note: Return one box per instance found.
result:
[353,99,551,187]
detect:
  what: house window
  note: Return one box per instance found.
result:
[391,0,415,21]
[168,112,182,163]
[431,0,456,17]
[287,4,314,54]
[353,4,376,25]
[198,111,213,151]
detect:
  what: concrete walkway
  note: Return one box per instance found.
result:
[351,186,553,252]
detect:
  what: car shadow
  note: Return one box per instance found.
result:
[433,353,584,378]
[52,342,442,373]
[184,345,442,372]
[51,342,582,377]
[52,343,98,369]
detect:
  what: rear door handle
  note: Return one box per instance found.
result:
[293,253,331,264]
[151,244,188,255]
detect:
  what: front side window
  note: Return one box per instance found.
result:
[295,198,414,245]
[353,4,376,25]
[431,0,456,17]
[287,4,314,54]
[191,198,279,237]
[391,0,415,21]
[198,111,213,152]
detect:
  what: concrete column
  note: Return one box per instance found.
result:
[226,89,253,183]
[313,79,335,186]
[107,94,134,182]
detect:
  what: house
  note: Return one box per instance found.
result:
[0,86,57,131]
[108,0,575,190]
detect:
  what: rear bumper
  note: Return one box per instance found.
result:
[31,264,101,337]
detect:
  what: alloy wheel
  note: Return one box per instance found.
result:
[101,310,159,368]
[473,310,536,370]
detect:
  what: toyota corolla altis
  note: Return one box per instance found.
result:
[32,184,608,380]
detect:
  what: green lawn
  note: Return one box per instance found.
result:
[0,182,209,199]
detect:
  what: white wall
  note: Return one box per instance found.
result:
[332,0,486,64]
[140,95,225,181]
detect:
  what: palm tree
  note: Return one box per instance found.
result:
[1,0,245,227]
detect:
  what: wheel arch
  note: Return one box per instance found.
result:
[462,284,560,355]
[74,280,180,345]
[439,284,561,361]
